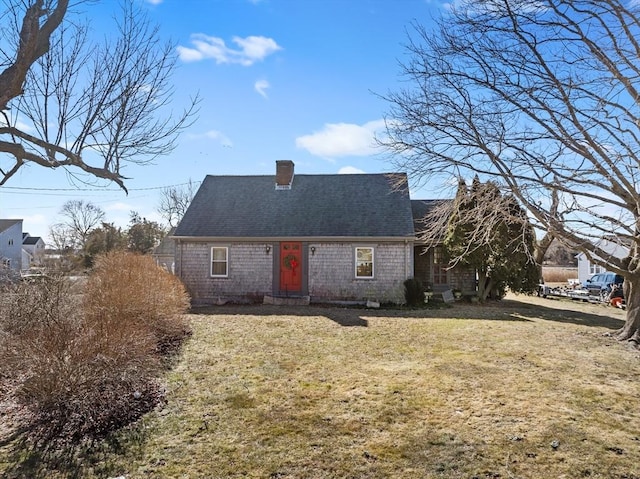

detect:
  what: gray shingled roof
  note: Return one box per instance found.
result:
[411,199,453,244]
[0,219,21,233]
[174,173,415,238]
[22,236,42,245]
[411,199,452,228]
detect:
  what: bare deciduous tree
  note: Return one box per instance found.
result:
[56,199,105,249]
[0,0,198,192]
[157,179,198,228]
[48,222,75,251]
[382,0,640,343]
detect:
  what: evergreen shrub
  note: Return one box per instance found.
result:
[404,277,425,306]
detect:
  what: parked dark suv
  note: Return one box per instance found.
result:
[583,272,624,299]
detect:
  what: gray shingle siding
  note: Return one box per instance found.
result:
[307,242,410,303]
[178,241,411,304]
[179,242,273,303]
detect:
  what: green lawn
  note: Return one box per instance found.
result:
[2,294,639,478]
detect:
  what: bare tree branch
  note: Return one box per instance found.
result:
[0,0,199,192]
[381,0,640,342]
[157,179,198,228]
[0,0,68,110]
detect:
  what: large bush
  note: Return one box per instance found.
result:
[84,251,191,355]
[0,252,191,443]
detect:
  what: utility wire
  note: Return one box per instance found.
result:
[0,181,198,192]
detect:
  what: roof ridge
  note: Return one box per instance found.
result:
[204,171,407,178]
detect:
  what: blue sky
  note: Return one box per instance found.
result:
[1,0,452,242]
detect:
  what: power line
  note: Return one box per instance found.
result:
[0,181,198,192]
[1,191,113,197]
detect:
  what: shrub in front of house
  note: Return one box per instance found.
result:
[84,251,191,356]
[0,252,191,443]
[403,277,426,306]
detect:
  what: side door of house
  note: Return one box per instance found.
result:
[279,242,302,293]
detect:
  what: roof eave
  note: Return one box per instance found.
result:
[171,235,416,243]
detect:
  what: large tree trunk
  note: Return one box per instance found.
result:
[534,233,554,265]
[534,233,554,286]
[477,270,493,302]
[616,275,640,344]
[0,1,68,111]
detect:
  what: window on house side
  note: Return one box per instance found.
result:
[589,263,604,275]
[433,247,448,284]
[355,247,374,278]
[211,246,228,277]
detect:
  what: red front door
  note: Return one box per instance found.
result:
[279,242,302,293]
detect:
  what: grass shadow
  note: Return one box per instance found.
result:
[189,302,457,327]
[498,297,625,330]
[0,420,149,479]
[1,435,84,479]
[189,296,625,330]
[190,303,372,327]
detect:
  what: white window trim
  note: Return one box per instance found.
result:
[210,246,229,278]
[355,246,375,279]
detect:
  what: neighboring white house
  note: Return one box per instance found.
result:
[22,233,46,269]
[0,219,24,272]
[0,221,48,274]
[576,237,629,284]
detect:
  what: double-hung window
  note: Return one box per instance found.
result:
[433,247,448,284]
[211,246,228,277]
[355,247,374,278]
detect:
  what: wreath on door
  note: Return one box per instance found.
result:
[283,254,298,270]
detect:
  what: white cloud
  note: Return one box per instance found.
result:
[186,130,233,148]
[254,79,270,99]
[177,34,282,65]
[176,45,203,62]
[295,120,386,159]
[441,0,460,10]
[0,117,33,132]
[204,130,233,147]
[338,166,366,174]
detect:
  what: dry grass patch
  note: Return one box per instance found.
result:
[2,294,640,478]
[542,265,578,283]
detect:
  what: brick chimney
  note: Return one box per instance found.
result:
[275,160,294,190]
